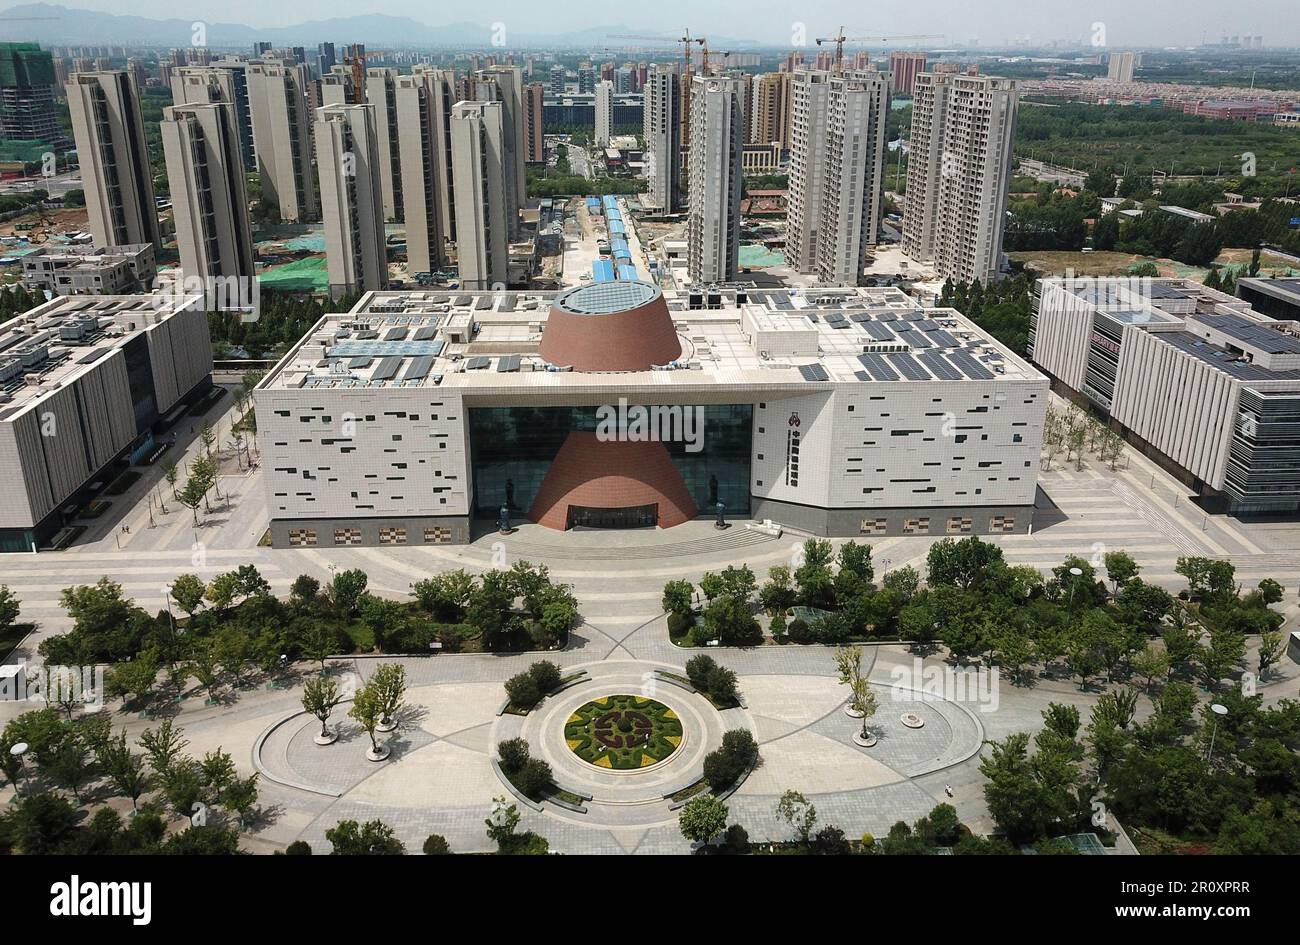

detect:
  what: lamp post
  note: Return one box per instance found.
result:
[1067,566,1084,611]
[9,742,28,798]
[1207,703,1228,765]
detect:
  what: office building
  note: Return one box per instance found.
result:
[594,79,614,146]
[751,71,792,149]
[524,81,545,163]
[254,283,1045,547]
[320,64,359,106]
[687,75,744,285]
[408,66,458,245]
[0,294,213,552]
[66,71,160,250]
[1032,277,1300,514]
[315,104,388,297]
[317,42,336,79]
[1236,278,1300,321]
[888,51,927,96]
[643,66,682,213]
[365,67,403,221]
[472,66,525,240]
[814,71,890,284]
[449,101,508,290]
[787,70,831,273]
[549,64,566,95]
[902,73,1018,284]
[395,72,449,276]
[246,57,317,222]
[169,58,256,171]
[1,43,64,144]
[21,244,155,296]
[161,102,256,303]
[1107,51,1137,83]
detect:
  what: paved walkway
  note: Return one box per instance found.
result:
[2,394,1299,852]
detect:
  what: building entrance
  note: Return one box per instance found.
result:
[566,503,659,529]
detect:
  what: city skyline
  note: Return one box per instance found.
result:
[3,1,1300,48]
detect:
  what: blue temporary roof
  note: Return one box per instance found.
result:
[617,264,638,280]
[592,259,616,282]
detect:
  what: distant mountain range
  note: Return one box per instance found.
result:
[0,4,731,49]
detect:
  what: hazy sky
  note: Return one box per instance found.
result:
[36,0,1300,47]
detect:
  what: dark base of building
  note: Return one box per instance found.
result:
[268,496,1035,549]
[268,515,473,548]
[0,377,216,554]
[751,498,1035,537]
[1041,376,1300,518]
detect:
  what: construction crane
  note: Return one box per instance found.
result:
[607,31,705,72]
[814,27,944,72]
[341,49,393,102]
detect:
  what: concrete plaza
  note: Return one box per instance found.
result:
[1,387,1298,852]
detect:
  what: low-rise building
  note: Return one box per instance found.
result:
[254,282,1047,547]
[20,244,156,295]
[1031,276,1300,514]
[0,293,212,551]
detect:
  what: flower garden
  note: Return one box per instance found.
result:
[564,695,684,769]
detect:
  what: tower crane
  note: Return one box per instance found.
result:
[607,31,705,72]
[814,27,944,72]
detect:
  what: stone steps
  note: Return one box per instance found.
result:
[483,527,779,562]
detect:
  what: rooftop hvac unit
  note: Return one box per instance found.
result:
[18,345,48,368]
[0,358,22,385]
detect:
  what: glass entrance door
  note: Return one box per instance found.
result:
[565,504,659,529]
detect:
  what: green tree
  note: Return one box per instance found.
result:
[776,789,818,845]
[678,794,728,846]
[301,675,343,740]
[348,682,386,756]
[100,731,149,810]
[325,818,405,855]
[0,585,20,632]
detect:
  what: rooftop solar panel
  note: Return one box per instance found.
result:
[382,327,408,341]
[887,352,931,381]
[918,350,963,381]
[371,356,402,381]
[347,357,373,369]
[401,355,434,381]
[861,321,896,342]
[465,356,491,370]
[76,348,109,365]
[411,325,437,341]
[858,353,898,381]
[927,329,960,347]
[327,340,445,358]
[496,354,521,372]
[946,349,994,380]
[798,363,830,381]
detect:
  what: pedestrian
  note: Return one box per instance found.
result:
[945,784,953,797]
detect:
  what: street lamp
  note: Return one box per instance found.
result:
[1067,566,1084,610]
[9,742,28,797]
[1207,703,1228,765]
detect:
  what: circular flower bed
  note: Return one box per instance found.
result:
[564,694,684,769]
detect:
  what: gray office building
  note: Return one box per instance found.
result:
[1031,277,1300,514]
[0,294,213,552]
